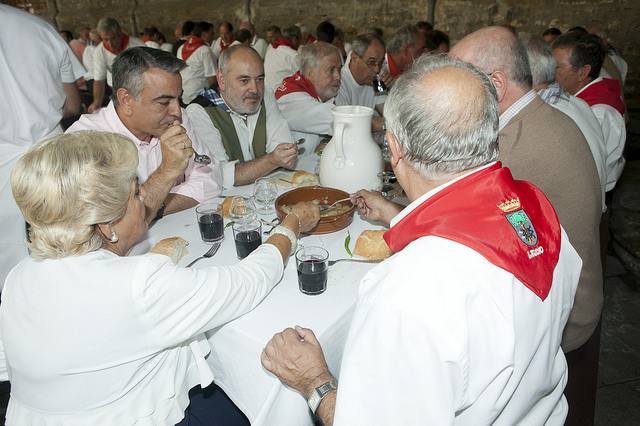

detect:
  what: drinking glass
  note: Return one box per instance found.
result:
[229,196,256,223]
[253,178,278,215]
[295,246,329,295]
[195,202,224,243]
[232,220,262,259]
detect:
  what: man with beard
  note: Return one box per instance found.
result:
[187,45,297,188]
[68,47,222,220]
[276,42,342,155]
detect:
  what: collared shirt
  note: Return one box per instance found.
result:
[177,44,217,104]
[93,36,144,86]
[539,83,607,210]
[186,91,293,188]
[576,77,626,191]
[251,35,269,58]
[333,164,581,425]
[498,90,537,131]
[335,62,383,109]
[264,45,300,92]
[66,102,222,202]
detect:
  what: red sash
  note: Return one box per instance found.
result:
[274,71,320,101]
[384,163,561,300]
[387,53,401,77]
[103,34,130,55]
[219,37,235,52]
[577,78,625,116]
[271,38,296,50]
[181,36,206,61]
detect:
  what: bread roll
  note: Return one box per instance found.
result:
[221,196,233,218]
[354,230,392,260]
[150,237,189,264]
[291,170,319,187]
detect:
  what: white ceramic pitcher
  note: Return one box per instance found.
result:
[319,106,383,194]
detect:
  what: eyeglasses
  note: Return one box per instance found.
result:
[357,54,385,69]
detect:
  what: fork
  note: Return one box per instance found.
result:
[186,241,222,267]
[328,258,380,266]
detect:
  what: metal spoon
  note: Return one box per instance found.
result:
[319,197,352,211]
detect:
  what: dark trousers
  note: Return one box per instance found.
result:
[176,384,250,426]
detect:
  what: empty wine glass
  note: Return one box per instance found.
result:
[253,178,278,215]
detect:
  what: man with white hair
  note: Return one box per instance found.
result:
[261,54,581,425]
[239,21,268,58]
[187,45,297,188]
[88,17,143,113]
[276,42,342,155]
[264,25,302,92]
[526,37,607,209]
[335,33,386,115]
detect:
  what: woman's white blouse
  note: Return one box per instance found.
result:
[0,245,283,425]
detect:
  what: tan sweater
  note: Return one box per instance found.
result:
[499,95,603,352]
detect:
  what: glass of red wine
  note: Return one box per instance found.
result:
[195,202,224,243]
[232,220,262,259]
[295,246,329,295]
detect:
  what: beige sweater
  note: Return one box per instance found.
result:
[499,95,603,352]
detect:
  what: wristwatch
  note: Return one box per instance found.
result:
[270,225,297,255]
[307,378,337,414]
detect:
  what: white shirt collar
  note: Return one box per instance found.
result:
[390,162,498,227]
[575,76,603,97]
[498,90,537,130]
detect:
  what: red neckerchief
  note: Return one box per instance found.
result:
[384,163,561,300]
[140,35,152,43]
[274,71,321,101]
[103,34,130,55]
[386,53,401,77]
[181,36,206,61]
[577,78,625,116]
[306,35,317,44]
[219,36,235,52]
[271,37,296,50]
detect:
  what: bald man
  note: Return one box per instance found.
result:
[187,45,296,188]
[451,27,603,426]
[260,55,581,425]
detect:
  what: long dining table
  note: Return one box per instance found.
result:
[131,155,386,425]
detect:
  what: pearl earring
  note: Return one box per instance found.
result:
[110,230,119,243]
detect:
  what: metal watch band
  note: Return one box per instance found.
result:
[269,225,297,255]
[307,379,337,414]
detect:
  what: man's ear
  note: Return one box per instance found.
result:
[386,131,402,168]
[116,88,135,116]
[489,70,508,103]
[577,64,592,84]
[217,69,225,91]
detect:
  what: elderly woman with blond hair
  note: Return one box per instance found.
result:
[1,131,319,425]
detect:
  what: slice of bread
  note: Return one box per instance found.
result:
[291,170,319,187]
[150,237,189,264]
[354,230,392,260]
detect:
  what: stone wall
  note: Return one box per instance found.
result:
[5,0,638,101]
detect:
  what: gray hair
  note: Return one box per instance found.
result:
[111,46,185,106]
[526,37,556,86]
[470,30,533,90]
[385,55,499,179]
[300,41,341,75]
[96,17,121,34]
[351,33,385,57]
[282,25,301,41]
[218,44,262,75]
[387,24,418,54]
[11,131,139,259]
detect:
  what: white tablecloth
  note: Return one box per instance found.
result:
[131,156,383,425]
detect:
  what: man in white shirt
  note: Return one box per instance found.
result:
[88,17,144,113]
[264,25,302,92]
[187,45,296,188]
[0,4,84,290]
[552,31,626,192]
[261,54,581,425]
[526,37,607,210]
[275,42,342,155]
[381,24,425,84]
[68,47,222,220]
[335,33,386,131]
[239,21,268,58]
[177,22,217,104]
[211,21,236,62]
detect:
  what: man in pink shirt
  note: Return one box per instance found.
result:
[67,47,222,221]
